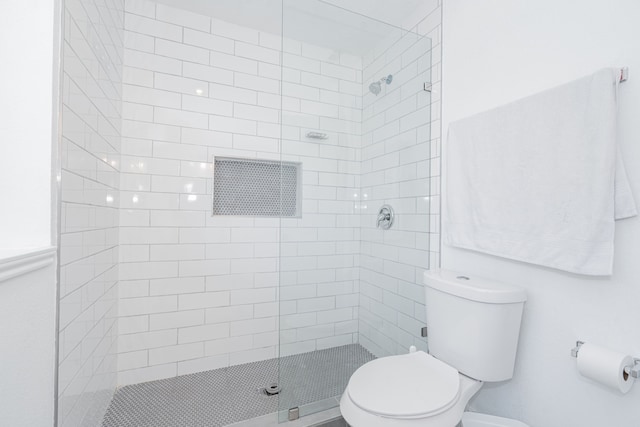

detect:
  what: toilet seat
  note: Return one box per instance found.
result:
[347,351,461,419]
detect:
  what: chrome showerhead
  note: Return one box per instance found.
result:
[369,74,393,96]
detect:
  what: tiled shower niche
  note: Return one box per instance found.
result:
[212,157,301,217]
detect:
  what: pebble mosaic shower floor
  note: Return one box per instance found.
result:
[102,344,374,427]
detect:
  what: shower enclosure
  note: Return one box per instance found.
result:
[56,0,434,425]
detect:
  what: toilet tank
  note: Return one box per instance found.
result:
[424,269,526,382]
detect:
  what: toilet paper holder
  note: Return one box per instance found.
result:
[571,340,640,379]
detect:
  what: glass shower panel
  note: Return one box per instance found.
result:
[358,21,433,361]
[278,0,432,420]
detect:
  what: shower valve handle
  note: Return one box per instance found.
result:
[376,205,394,230]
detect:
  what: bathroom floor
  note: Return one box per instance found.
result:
[102,344,373,427]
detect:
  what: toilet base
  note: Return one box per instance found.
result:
[461,412,529,427]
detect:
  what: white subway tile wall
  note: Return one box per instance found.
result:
[118,0,365,384]
[112,0,442,386]
[357,5,441,357]
[58,0,124,426]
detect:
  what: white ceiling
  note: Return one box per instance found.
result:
[152,0,429,55]
[153,0,282,34]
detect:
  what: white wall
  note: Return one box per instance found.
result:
[0,251,57,427]
[0,1,58,426]
[442,1,640,426]
[0,0,55,251]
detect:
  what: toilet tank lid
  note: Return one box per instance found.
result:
[424,270,527,304]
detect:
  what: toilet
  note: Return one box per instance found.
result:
[340,269,528,427]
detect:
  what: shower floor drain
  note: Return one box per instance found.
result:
[264,383,281,395]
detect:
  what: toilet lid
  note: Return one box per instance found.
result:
[347,351,460,418]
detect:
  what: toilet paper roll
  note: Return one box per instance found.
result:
[576,343,635,393]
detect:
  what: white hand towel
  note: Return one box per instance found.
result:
[444,68,637,275]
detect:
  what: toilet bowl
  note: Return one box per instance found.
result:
[340,351,482,427]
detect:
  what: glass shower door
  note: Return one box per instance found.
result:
[278,0,433,421]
